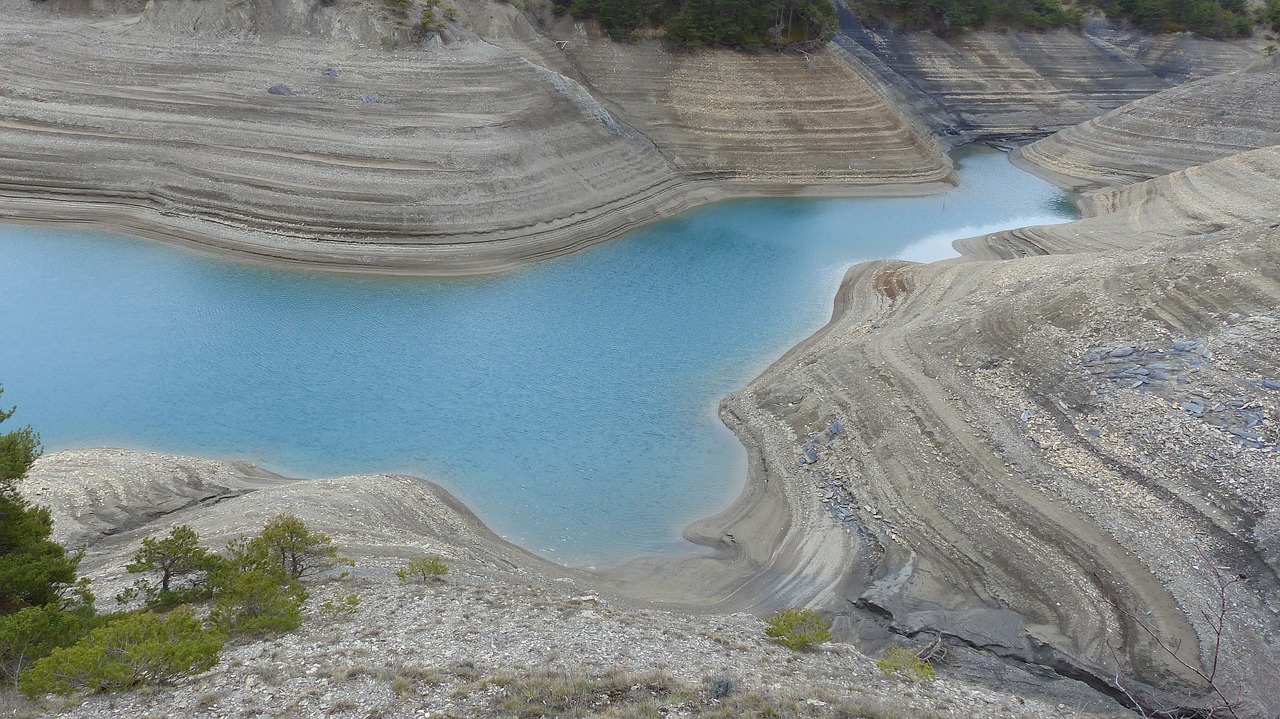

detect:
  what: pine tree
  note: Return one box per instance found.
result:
[0,385,78,614]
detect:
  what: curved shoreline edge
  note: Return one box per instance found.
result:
[0,177,956,277]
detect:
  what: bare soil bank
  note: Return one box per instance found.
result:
[706,67,1280,714]
[17,449,1121,718]
[0,0,950,275]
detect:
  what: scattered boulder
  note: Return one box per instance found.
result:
[267,83,294,96]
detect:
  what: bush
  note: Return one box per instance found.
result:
[244,514,352,580]
[0,387,79,614]
[1261,0,1280,32]
[876,646,936,683]
[397,555,448,583]
[0,601,101,686]
[707,674,735,699]
[120,525,216,608]
[763,608,831,650]
[18,607,222,697]
[210,569,306,637]
[319,591,361,621]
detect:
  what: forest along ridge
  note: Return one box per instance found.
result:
[3,0,1280,717]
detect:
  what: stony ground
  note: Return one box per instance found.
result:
[724,64,1280,716]
[7,449,1115,719]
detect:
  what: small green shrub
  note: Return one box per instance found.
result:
[0,601,102,686]
[210,569,306,636]
[119,525,216,608]
[876,646,936,683]
[707,674,735,699]
[18,607,222,697]
[763,608,831,651]
[319,591,361,621]
[245,514,352,580]
[397,555,448,583]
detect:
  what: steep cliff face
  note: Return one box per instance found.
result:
[1017,56,1280,188]
[833,2,1261,141]
[546,33,949,187]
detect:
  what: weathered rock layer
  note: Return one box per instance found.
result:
[722,74,1280,711]
[833,3,1260,142]
[1018,56,1280,188]
[0,1,951,275]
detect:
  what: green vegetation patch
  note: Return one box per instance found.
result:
[560,0,838,48]
[764,608,832,651]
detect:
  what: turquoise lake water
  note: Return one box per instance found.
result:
[0,148,1075,565]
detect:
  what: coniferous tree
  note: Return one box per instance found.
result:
[0,386,78,615]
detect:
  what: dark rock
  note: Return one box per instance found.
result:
[361,94,379,104]
[267,83,294,96]
[1172,340,1198,352]
[1263,379,1280,391]
[1110,346,1135,358]
[322,67,339,77]
[1178,401,1204,416]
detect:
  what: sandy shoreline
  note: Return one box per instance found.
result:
[0,176,956,277]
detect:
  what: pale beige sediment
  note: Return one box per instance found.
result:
[830,23,1260,140]
[1017,56,1280,189]
[697,149,1280,711]
[965,144,1280,259]
[0,4,952,276]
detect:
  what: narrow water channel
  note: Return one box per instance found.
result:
[0,148,1076,565]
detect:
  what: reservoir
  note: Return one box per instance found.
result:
[0,148,1075,565]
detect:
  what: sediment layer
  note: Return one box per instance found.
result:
[832,6,1260,141]
[0,1,951,275]
[716,142,1280,714]
[964,144,1280,259]
[19,449,1108,719]
[1017,56,1280,189]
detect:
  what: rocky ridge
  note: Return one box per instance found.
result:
[15,449,1107,719]
[715,67,1280,716]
